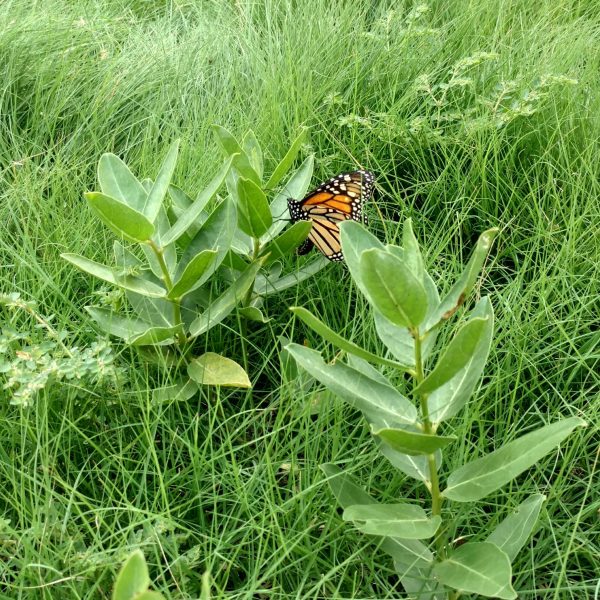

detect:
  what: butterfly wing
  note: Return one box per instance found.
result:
[287,170,374,262]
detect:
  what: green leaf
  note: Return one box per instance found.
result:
[178,197,236,285]
[260,221,312,264]
[443,417,586,502]
[373,427,456,456]
[86,307,176,345]
[360,249,428,329]
[152,379,198,403]
[141,206,177,279]
[212,124,260,184]
[168,183,193,210]
[340,220,385,301]
[143,139,179,222]
[98,153,147,213]
[285,343,417,426]
[188,352,251,388]
[188,259,264,337]
[162,156,234,246]
[242,129,263,180]
[343,503,441,539]
[416,315,490,395]
[112,549,150,600]
[320,464,433,567]
[126,293,175,328]
[168,250,217,300]
[346,355,391,385]
[290,306,411,372]
[487,494,545,561]
[262,154,314,241]
[265,127,307,190]
[428,297,494,423]
[112,242,174,327]
[373,257,440,359]
[135,592,165,600]
[374,307,437,368]
[378,441,442,483]
[62,253,166,297]
[254,255,328,297]
[433,542,516,599]
[402,219,425,282]
[396,564,445,600]
[238,306,271,322]
[85,192,155,242]
[236,176,272,238]
[427,228,498,328]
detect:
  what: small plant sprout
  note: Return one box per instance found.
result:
[285,220,586,599]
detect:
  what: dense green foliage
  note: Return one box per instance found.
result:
[0,0,598,598]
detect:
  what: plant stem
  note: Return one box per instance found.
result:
[413,331,446,560]
[240,237,261,372]
[148,240,187,347]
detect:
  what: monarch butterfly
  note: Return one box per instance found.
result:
[287,170,375,261]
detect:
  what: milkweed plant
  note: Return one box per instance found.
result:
[286,220,586,599]
[61,128,323,399]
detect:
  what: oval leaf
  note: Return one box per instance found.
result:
[236,176,272,238]
[152,379,199,403]
[98,153,147,214]
[360,249,428,329]
[212,124,260,184]
[112,550,150,600]
[486,494,545,561]
[260,221,312,264]
[238,306,271,323]
[265,127,307,190]
[443,417,586,502]
[434,542,516,599]
[416,314,489,395]
[339,220,385,301]
[254,255,328,297]
[168,250,217,299]
[62,253,166,297]
[344,503,441,539]
[177,197,237,288]
[262,154,314,241]
[320,464,433,568]
[188,352,251,388]
[162,155,234,246]
[427,228,498,327]
[285,343,417,426]
[243,129,263,180]
[290,306,411,372]
[428,297,494,423]
[402,218,425,282]
[378,441,442,483]
[373,426,456,456]
[189,259,265,337]
[143,139,179,222]
[86,307,176,345]
[86,192,155,242]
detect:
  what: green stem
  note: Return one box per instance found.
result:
[240,237,261,372]
[413,330,446,561]
[148,240,187,347]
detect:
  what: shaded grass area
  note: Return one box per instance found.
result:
[0,0,598,597]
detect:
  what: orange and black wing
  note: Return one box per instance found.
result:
[287,170,374,261]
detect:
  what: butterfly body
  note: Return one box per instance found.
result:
[287,170,374,261]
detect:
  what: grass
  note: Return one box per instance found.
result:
[0,0,598,598]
